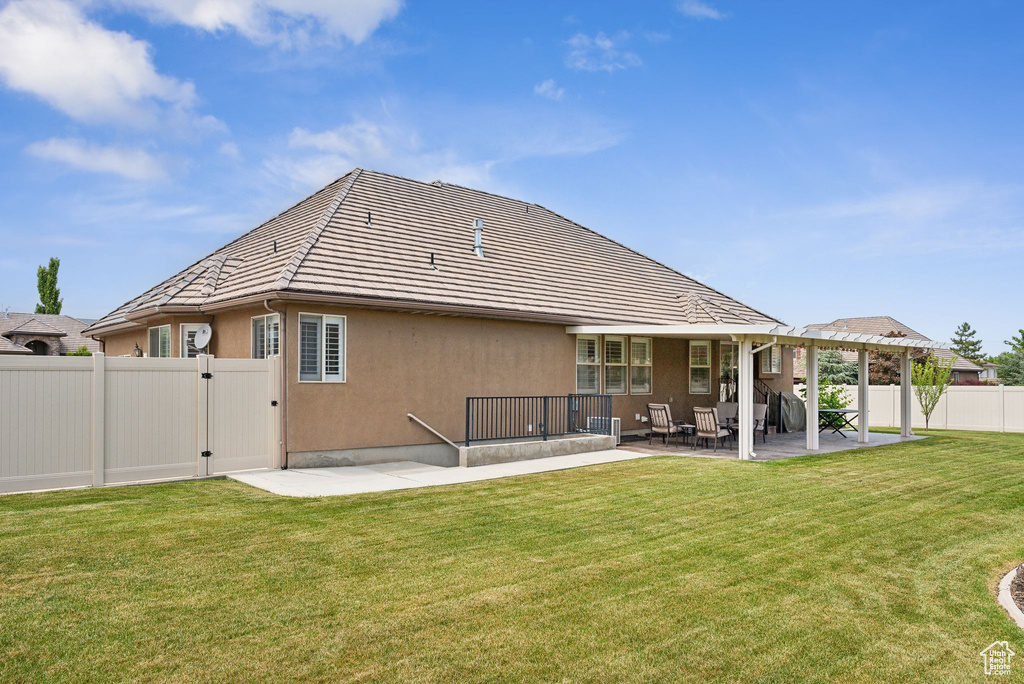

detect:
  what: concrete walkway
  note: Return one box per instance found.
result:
[229,449,647,497]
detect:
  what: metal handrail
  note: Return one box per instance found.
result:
[407,413,459,450]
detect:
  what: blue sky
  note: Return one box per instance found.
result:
[1,0,1021,354]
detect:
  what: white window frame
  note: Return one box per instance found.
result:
[629,337,652,395]
[250,314,280,359]
[689,340,711,394]
[297,312,346,383]
[147,324,170,358]
[760,344,782,374]
[603,335,627,395]
[180,323,204,358]
[575,334,601,395]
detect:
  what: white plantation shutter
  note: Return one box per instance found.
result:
[604,336,626,394]
[299,315,321,381]
[324,316,345,382]
[252,317,266,359]
[182,324,202,358]
[576,335,601,394]
[267,315,280,356]
[630,337,652,394]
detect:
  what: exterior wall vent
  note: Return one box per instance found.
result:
[473,219,484,258]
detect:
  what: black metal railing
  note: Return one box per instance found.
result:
[720,376,785,434]
[465,394,613,446]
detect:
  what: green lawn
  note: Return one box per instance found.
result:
[2,431,1023,682]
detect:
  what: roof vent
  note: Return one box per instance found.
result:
[473,219,484,258]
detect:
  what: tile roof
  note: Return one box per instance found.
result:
[0,335,31,354]
[7,317,67,336]
[791,315,983,376]
[0,313,100,354]
[86,168,781,333]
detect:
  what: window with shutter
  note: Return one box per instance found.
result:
[576,335,600,394]
[604,336,626,394]
[630,337,652,394]
[299,315,321,381]
[298,313,346,382]
[251,314,280,359]
[689,340,711,394]
[181,324,203,358]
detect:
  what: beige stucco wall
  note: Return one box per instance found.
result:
[281,305,575,453]
[93,302,794,455]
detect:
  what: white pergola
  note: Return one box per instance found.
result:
[566,323,948,460]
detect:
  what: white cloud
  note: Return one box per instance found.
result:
[533,79,565,101]
[26,138,167,181]
[565,32,641,73]
[269,108,624,191]
[677,0,728,20]
[0,0,214,130]
[110,0,403,48]
[218,141,241,159]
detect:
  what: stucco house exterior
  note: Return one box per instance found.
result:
[0,313,100,356]
[84,169,941,466]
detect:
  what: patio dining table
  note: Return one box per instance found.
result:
[818,408,858,437]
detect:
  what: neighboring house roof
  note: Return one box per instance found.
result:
[792,315,983,377]
[85,168,781,336]
[0,335,31,354]
[7,317,67,336]
[0,313,101,354]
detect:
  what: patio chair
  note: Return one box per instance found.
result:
[752,403,768,444]
[716,402,738,430]
[693,407,731,452]
[647,403,685,447]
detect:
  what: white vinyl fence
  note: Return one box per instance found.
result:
[1,353,280,494]
[795,384,1024,432]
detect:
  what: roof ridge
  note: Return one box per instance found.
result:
[273,169,362,291]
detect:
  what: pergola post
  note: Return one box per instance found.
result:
[900,350,913,437]
[857,348,869,443]
[737,338,754,460]
[805,345,819,450]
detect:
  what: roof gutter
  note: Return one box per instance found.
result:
[264,299,289,470]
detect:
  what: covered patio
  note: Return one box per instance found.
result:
[566,323,948,460]
[617,429,925,461]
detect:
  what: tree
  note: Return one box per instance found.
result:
[65,345,92,356]
[950,322,984,365]
[912,354,955,429]
[1007,329,1024,354]
[818,349,858,385]
[868,331,928,385]
[998,350,1024,385]
[34,257,62,314]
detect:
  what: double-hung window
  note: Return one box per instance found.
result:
[251,314,280,359]
[630,337,652,394]
[689,340,711,394]
[299,313,345,382]
[181,324,203,358]
[148,325,170,358]
[604,336,627,395]
[576,335,600,394]
[760,344,782,374]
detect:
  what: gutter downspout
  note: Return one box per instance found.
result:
[265,299,289,469]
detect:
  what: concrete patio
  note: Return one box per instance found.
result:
[229,430,925,497]
[617,429,925,461]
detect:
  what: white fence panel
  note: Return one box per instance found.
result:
[0,354,277,494]
[0,357,93,493]
[208,358,276,474]
[797,383,1024,433]
[104,357,199,484]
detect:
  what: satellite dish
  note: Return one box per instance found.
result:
[193,324,213,350]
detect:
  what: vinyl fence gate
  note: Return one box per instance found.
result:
[0,353,280,494]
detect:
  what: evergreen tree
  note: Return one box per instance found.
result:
[999,350,1024,385]
[950,322,984,365]
[818,349,858,385]
[1007,329,1024,354]
[34,257,62,315]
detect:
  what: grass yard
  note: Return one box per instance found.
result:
[2,430,1024,682]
